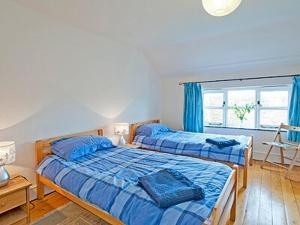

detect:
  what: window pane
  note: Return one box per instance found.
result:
[228,90,256,107]
[204,109,223,126]
[227,109,255,128]
[260,110,287,127]
[204,92,224,107]
[260,91,288,107]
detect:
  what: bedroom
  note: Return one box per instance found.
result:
[0,0,299,225]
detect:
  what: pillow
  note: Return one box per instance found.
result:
[135,123,173,137]
[51,135,114,161]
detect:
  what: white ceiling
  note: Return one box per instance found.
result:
[14,0,300,76]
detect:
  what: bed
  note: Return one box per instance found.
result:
[36,128,238,225]
[129,120,253,189]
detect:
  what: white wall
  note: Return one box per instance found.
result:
[0,0,161,196]
[161,68,300,162]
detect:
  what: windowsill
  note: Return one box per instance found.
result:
[204,125,286,132]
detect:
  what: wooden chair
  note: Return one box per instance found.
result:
[261,123,300,178]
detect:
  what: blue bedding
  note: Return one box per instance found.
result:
[133,131,250,166]
[37,146,232,225]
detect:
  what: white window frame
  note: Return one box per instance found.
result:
[203,85,290,129]
[256,86,290,129]
[203,90,226,126]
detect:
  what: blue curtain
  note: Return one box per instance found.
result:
[288,76,300,142]
[183,83,203,133]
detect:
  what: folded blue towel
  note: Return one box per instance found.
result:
[206,137,240,147]
[138,169,205,208]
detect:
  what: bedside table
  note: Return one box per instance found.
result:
[126,144,140,149]
[0,176,31,225]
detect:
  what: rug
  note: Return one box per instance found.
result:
[32,202,111,225]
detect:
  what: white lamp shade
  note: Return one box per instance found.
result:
[202,0,242,17]
[0,141,16,165]
[113,123,129,136]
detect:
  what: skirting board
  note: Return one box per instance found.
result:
[30,184,53,201]
[253,151,300,166]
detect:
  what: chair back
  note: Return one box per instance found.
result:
[278,123,300,146]
[279,123,300,132]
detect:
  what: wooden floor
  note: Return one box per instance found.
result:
[30,160,300,225]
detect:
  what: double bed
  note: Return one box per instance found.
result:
[129,120,253,188]
[36,128,238,225]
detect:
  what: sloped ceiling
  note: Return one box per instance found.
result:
[14,0,300,76]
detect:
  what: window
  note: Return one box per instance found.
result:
[203,86,290,129]
[227,89,256,128]
[203,92,224,126]
[258,89,289,128]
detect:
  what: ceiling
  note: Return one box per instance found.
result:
[14,0,300,76]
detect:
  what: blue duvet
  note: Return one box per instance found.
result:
[37,146,232,225]
[133,131,250,166]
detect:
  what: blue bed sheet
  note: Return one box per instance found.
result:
[37,146,232,225]
[133,131,250,166]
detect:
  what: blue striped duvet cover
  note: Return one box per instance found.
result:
[37,146,232,225]
[133,131,250,166]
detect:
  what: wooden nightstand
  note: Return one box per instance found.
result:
[126,144,140,149]
[0,176,31,225]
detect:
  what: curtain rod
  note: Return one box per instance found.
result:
[178,74,297,85]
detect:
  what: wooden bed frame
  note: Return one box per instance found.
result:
[129,119,253,189]
[36,128,238,225]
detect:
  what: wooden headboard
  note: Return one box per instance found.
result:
[128,119,160,144]
[35,128,104,165]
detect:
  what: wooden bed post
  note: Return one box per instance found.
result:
[249,136,254,166]
[36,140,45,199]
[243,136,254,189]
[243,147,249,189]
[129,124,135,144]
[36,174,45,200]
[230,165,238,222]
[240,136,254,189]
[97,129,103,136]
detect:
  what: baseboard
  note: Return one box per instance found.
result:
[253,151,300,166]
[29,184,54,201]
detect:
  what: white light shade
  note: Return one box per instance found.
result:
[113,123,129,136]
[202,0,242,17]
[0,141,16,165]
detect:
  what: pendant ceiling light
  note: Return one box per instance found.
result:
[202,0,242,17]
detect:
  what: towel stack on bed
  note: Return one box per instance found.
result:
[205,137,240,147]
[138,168,205,208]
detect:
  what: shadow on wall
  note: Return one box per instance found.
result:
[0,96,152,185]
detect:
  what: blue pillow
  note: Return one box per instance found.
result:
[136,123,173,137]
[50,135,114,161]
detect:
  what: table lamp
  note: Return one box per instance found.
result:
[0,141,15,187]
[113,123,129,146]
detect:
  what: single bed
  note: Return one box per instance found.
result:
[36,128,238,225]
[129,120,253,189]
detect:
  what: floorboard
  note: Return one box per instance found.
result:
[271,164,287,225]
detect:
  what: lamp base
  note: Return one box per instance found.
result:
[118,135,126,146]
[0,166,10,187]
